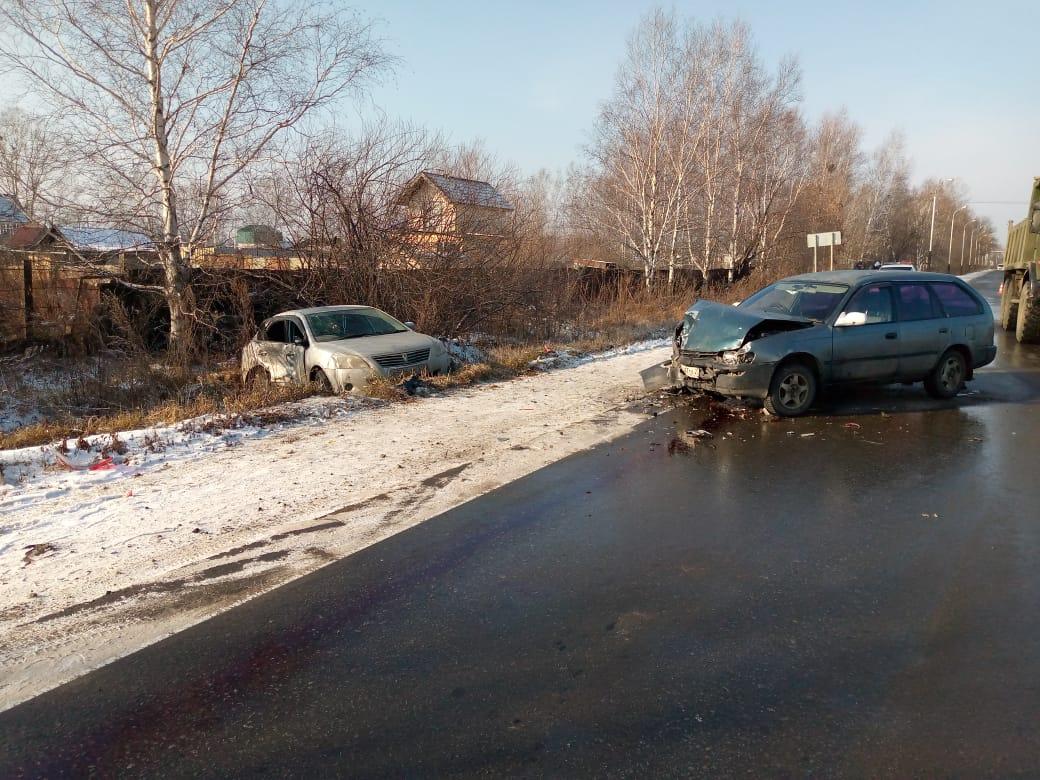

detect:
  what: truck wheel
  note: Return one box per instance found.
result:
[924,349,966,399]
[1016,281,1040,343]
[764,361,816,417]
[999,278,1019,331]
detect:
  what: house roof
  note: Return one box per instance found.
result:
[60,226,155,252]
[0,221,57,250]
[0,194,29,224]
[397,171,514,211]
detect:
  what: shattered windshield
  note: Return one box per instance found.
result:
[305,308,408,342]
[739,281,850,322]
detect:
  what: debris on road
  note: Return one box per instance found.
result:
[397,375,436,397]
[55,452,115,471]
[685,429,713,439]
[23,543,56,566]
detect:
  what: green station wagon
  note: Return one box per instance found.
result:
[669,271,997,416]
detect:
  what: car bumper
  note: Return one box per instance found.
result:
[973,345,997,369]
[329,366,379,393]
[669,359,775,399]
[329,355,451,393]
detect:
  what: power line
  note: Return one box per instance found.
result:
[964,200,1026,205]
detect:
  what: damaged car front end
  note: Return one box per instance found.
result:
[668,279,849,415]
[668,300,819,398]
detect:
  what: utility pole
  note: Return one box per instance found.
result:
[947,205,967,274]
[928,178,954,271]
[961,219,975,271]
[928,195,938,269]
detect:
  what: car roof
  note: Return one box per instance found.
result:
[272,305,375,317]
[781,270,963,285]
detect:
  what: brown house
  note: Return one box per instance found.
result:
[0,223,157,344]
[394,171,514,253]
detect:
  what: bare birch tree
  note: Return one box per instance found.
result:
[0,0,389,353]
[582,9,689,291]
[0,108,65,220]
[581,11,807,290]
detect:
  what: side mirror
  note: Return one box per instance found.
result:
[292,336,307,347]
[1031,207,1040,234]
[835,311,867,327]
[403,321,417,330]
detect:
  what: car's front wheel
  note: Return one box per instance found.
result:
[924,349,966,399]
[312,368,334,394]
[764,361,816,417]
[245,367,271,390]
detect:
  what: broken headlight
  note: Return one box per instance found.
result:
[721,345,756,366]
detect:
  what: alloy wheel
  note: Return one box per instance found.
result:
[778,372,809,410]
[939,356,964,393]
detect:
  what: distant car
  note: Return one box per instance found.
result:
[241,305,450,393]
[669,271,996,416]
[879,263,917,271]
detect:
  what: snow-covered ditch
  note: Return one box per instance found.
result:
[0,337,669,710]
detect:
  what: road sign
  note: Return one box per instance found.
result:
[807,231,842,271]
[806,231,842,248]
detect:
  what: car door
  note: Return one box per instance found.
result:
[254,318,299,383]
[283,319,309,384]
[893,283,947,380]
[831,283,899,382]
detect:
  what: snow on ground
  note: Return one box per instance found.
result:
[0,338,669,711]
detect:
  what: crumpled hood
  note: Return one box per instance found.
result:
[679,300,814,352]
[313,331,438,360]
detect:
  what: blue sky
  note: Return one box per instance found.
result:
[353,0,1040,238]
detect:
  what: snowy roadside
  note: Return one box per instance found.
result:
[0,339,670,711]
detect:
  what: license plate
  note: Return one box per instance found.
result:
[681,365,703,379]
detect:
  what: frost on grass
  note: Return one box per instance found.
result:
[0,395,371,492]
[528,337,671,371]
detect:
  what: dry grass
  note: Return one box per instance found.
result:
[0,372,320,451]
[362,374,410,401]
[486,345,544,374]
[2,285,691,451]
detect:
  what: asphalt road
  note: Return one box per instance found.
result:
[3,270,1040,778]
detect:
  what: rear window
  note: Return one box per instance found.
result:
[930,283,982,317]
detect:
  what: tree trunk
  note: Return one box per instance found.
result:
[145,0,192,356]
[163,248,193,355]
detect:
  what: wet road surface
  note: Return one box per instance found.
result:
[3,271,1040,777]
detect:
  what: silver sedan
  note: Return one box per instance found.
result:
[241,306,450,393]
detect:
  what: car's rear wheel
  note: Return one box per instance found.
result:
[924,349,966,399]
[764,361,816,417]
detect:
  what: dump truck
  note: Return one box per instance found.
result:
[999,177,1040,342]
